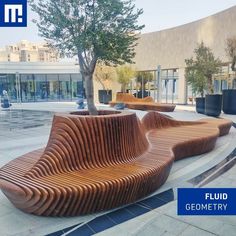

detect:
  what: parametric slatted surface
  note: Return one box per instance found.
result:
[0,111,232,216]
[109,93,176,112]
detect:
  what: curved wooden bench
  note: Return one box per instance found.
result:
[110,93,155,103]
[109,93,176,112]
[0,111,232,216]
[142,112,232,161]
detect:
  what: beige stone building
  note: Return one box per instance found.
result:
[134,6,236,104]
[0,40,59,63]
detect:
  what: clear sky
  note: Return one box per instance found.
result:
[0,0,236,47]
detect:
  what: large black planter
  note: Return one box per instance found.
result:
[222,89,236,114]
[98,90,112,104]
[195,97,205,114]
[205,94,222,117]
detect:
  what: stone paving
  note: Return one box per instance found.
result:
[0,102,235,236]
[97,166,236,236]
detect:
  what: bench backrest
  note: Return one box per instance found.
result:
[116,93,154,103]
[25,111,148,178]
[142,111,204,132]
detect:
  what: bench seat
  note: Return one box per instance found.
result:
[0,111,232,216]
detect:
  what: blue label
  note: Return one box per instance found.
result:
[0,0,27,27]
[178,188,236,215]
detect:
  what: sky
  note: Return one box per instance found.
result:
[0,0,236,47]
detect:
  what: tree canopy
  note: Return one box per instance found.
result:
[136,71,154,90]
[185,58,206,97]
[116,66,135,92]
[185,42,221,96]
[30,0,144,114]
[94,63,116,90]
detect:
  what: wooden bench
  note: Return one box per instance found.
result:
[0,111,232,216]
[109,93,176,112]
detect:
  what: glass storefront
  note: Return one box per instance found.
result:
[161,69,179,104]
[130,69,179,104]
[0,73,83,102]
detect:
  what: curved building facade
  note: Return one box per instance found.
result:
[134,6,236,104]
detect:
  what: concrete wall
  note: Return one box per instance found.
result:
[134,6,236,71]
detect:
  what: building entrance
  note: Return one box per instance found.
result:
[161,69,178,104]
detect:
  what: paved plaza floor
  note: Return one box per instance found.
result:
[0,102,235,236]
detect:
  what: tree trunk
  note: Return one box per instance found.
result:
[207,76,214,94]
[84,74,98,115]
[121,84,126,93]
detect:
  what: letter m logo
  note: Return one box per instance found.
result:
[0,0,27,27]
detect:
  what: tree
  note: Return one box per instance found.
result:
[94,63,116,91]
[185,58,206,97]
[136,71,154,92]
[225,36,236,72]
[185,42,221,95]
[116,66,135,93]
[30,0,144,115]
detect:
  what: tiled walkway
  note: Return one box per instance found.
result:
[0,102,235,236]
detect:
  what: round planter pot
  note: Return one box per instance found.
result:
[222,89,236,114]
[195,97,205,114]
[205,94,222,117]
[98,90,112,104]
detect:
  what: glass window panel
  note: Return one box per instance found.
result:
[0,74,17,102]
[71,74,84,99]
[173,69,178,78]
[221,80,228,91]
[214,80,220,93]
[7,74,17,102]
[20,74,35,102]
[167,70,174,78]
[161,70,168,79]
[58,74,71,100]
[47,74,59,100]
[233,79,236,89]
[34,74,48,101]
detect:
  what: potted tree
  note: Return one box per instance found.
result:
[31,0,144,115]
[202,44,222,117]
[116,66,136,93]
[223,36,236,114]
[94,63,116,104]
[185,42,222,116]
[136,71,154,98]
[185,58,206,114]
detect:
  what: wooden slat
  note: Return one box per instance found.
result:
[109,93,176,112]
[0,110,232,216]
